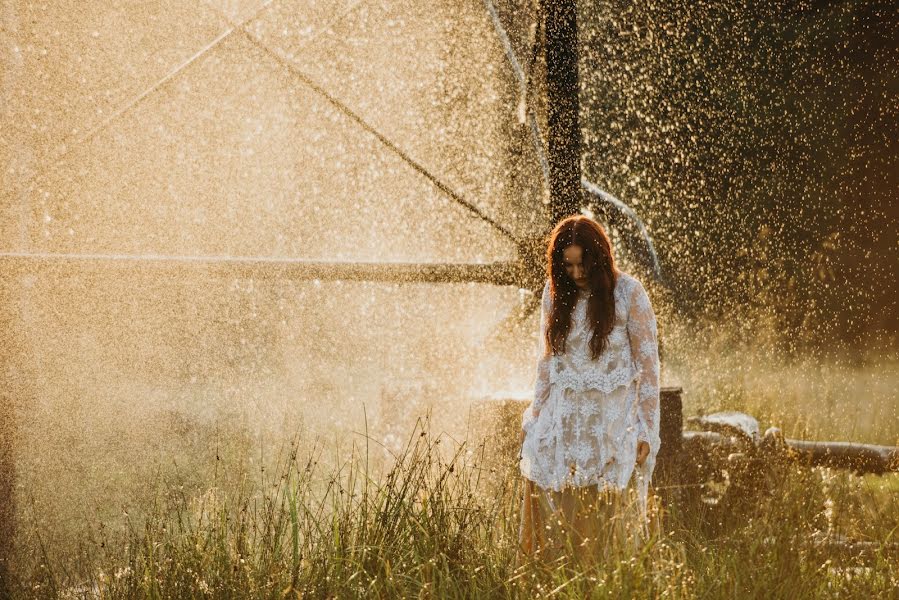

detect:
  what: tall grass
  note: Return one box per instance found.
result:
[8,413,898,599]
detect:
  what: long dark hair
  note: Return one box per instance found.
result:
[544,215,619,360]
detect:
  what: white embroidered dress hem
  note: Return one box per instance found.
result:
[519,273,662,525]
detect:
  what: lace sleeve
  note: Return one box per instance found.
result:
[521,281,551,433]
[627,278,661,465]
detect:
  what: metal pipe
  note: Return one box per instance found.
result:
[0,253,526,285]
[682,430,899,475]
[785,439,899,475]
[543,0,582,221]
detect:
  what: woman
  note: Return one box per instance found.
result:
[518,215,661,565]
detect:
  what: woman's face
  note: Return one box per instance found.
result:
[562,245,589,290]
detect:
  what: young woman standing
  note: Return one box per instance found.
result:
[518,215,661,565]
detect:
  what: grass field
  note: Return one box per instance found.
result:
[9,423,898,597]
[7,338,898,599]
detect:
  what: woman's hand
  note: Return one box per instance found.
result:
[635,440,650,466]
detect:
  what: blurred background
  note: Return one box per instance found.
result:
[580,0,897,354]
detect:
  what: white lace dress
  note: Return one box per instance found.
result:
[519,272,661,520]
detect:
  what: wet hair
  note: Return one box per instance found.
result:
[544,215,618,360]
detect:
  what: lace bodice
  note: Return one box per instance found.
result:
[519,272,661,524]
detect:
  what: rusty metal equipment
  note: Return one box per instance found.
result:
[669,408,899,499]
[656,405,899,556]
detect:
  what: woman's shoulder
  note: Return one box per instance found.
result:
[540,279,551,309]
[616,271,651,305]
[615,270,637,292]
